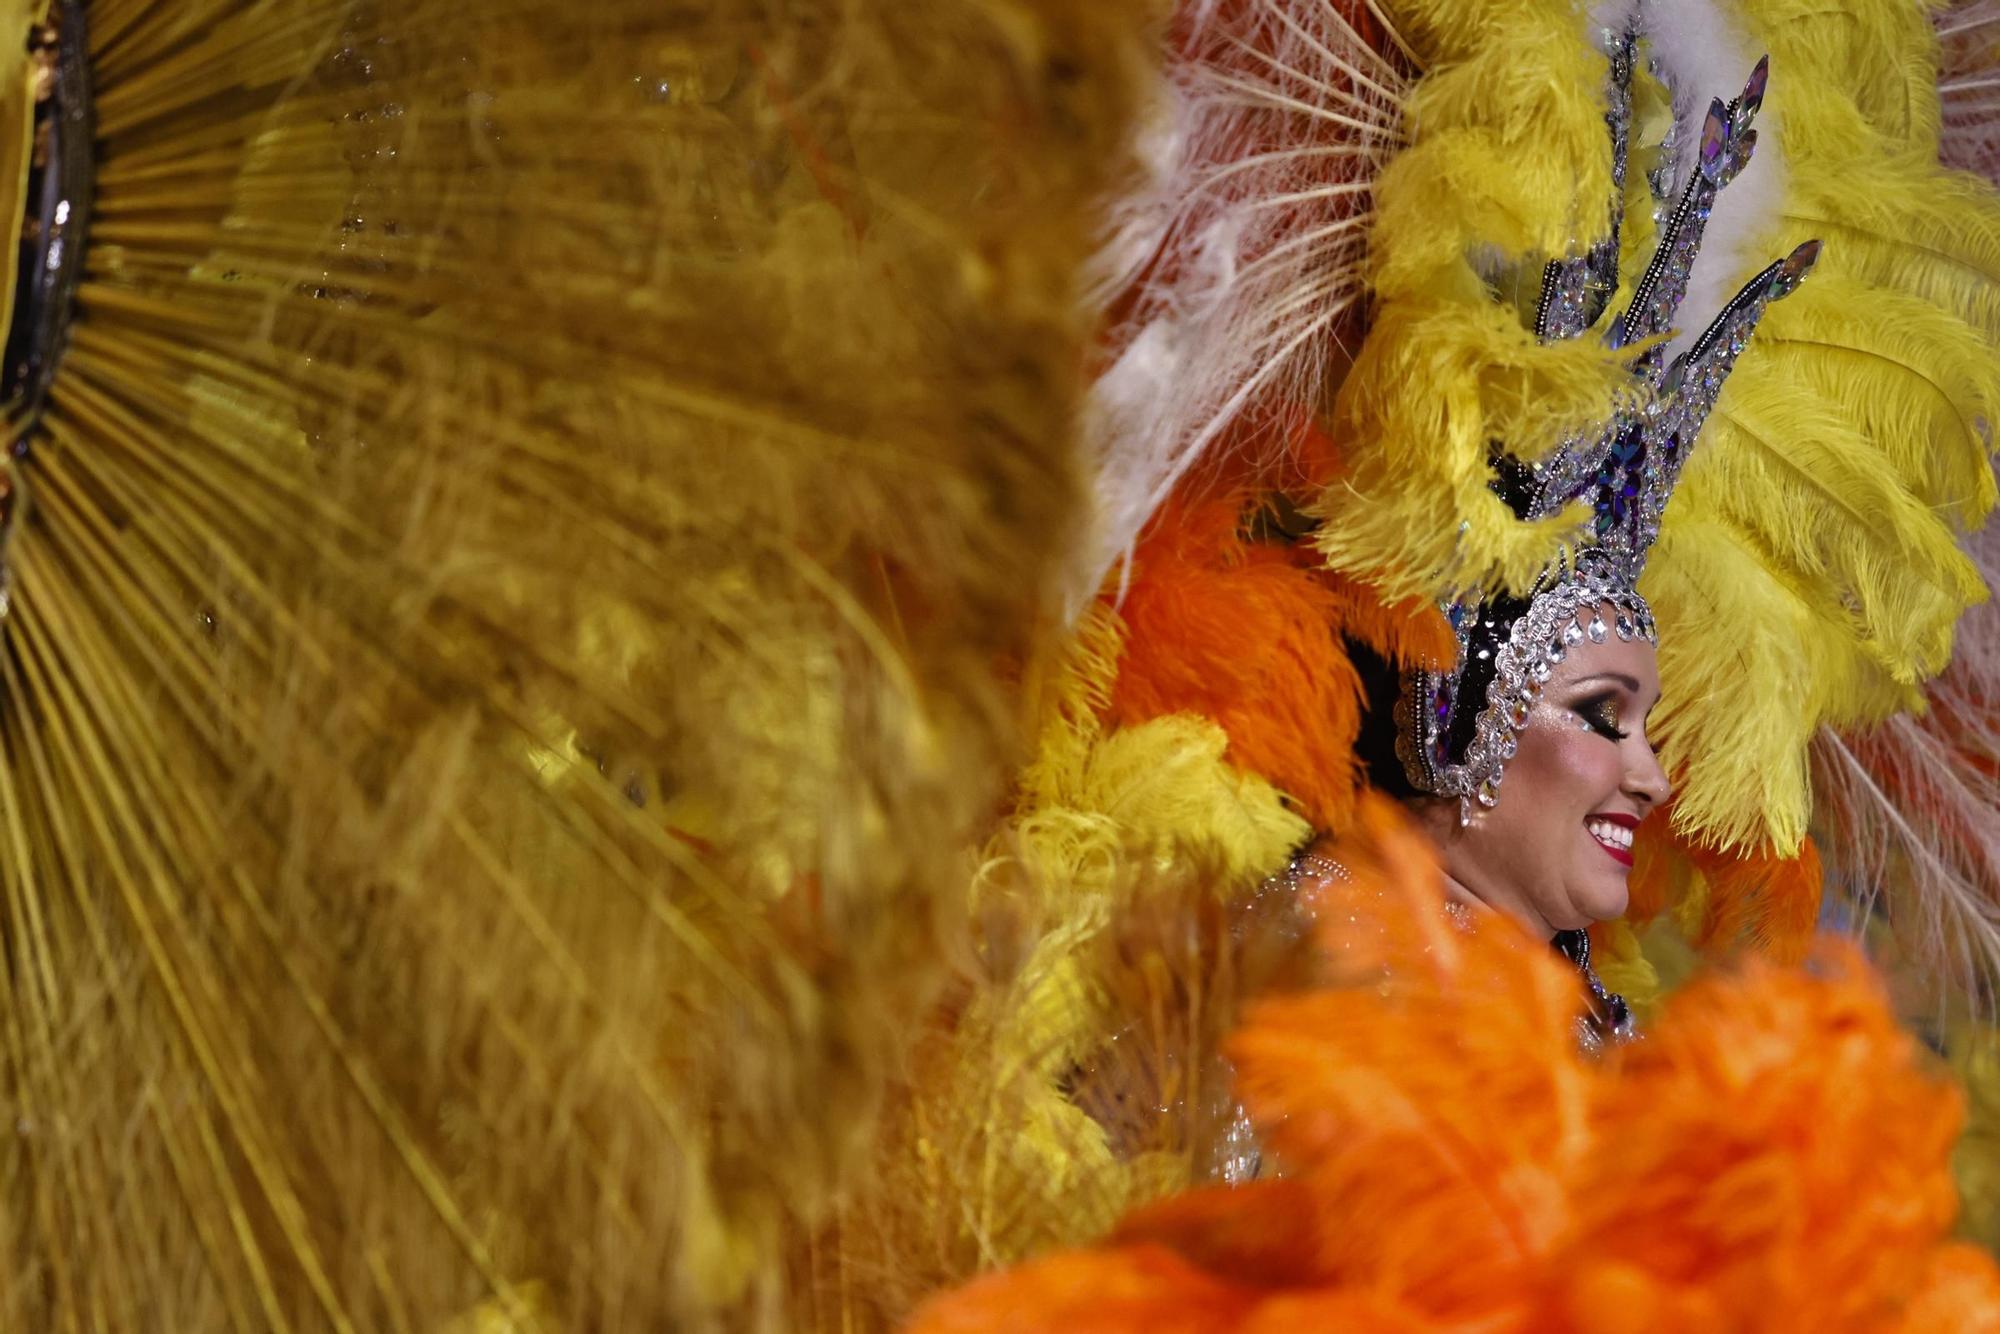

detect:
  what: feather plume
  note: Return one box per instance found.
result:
[1108,491,1453,832]
[1307,0,1637,600]
[1673,0,2000,1000]
[1110,495,1368,829]
[1810,488,2000,1006]
[802,645,1322,1325]
[0,0,1157,1326]
[1797,6,2000,1008]
[812,608,1305,1301]
[1081,1,1412,604]
[1640,0,2000,853]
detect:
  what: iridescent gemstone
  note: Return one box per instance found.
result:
[1773,238,1822,296]
[1740,54,1769,118]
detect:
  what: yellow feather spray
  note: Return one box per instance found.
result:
[0,1,1159,1328]
[1311,0,1634,603]
[1648,0,2000,850]
[790,608,1309,1327]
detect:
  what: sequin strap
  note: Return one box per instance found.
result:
[1552,927,1637,1053]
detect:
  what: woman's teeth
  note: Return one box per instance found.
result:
[1586,818,1633,851]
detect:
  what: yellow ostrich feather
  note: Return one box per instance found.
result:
[977,608,1306,1245]
[0,1,1157,1328]
[1311,0,1633,603]
[1008,611,1310,913]
[1648,0,2000,851]
[789,608,1307,1328]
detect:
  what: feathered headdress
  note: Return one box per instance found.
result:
[1403,45,1824,822]
[1306,0,1999,864]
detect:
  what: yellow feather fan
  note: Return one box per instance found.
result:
[0,0,1156,1327]
[1649,0,2000,851]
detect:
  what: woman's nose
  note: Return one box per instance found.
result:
[1627,739,1672,812]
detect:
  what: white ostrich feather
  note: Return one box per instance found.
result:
[1075,0,1412,609]
[1940,0,2000,179]
[1812,499,2000,1009]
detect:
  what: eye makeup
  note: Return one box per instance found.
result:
[1575,692,1629,742]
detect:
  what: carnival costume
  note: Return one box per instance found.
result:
[0,0,1996,1330]
[898,0,2000,1326]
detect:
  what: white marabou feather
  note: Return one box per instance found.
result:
[1638,0,1790,359]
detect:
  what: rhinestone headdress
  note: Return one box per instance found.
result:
[1397,45,1821,824]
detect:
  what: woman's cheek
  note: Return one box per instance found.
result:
[1525,708,1625,806]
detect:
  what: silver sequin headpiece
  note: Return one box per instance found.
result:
[1398,46,1820,823]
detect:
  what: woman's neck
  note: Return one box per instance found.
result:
[1405,796,1558,939]
[1436,867,1553,940]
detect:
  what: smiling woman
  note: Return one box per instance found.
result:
[1263,37,1818,1045]
[1299,607,1678,1049]
[1260,39,1824,1049]
[1405,627,1670,937]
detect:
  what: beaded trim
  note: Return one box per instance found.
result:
[1404,555,1655,827]
[1554,927,1637,1054]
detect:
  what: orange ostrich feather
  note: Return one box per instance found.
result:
[1685,835,1825,963]
[907,798,1998,1333]
[1625,804,1825,964]
[1110,492,1452,832]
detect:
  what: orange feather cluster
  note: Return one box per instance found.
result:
[1626,808,1825,964]
[1109,488,1453,833]
[909,799,1997,1333]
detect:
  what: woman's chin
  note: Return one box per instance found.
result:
[1576,875,1629,925]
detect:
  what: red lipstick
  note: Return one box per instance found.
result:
[1587,812,1639,867]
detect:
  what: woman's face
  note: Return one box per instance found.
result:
[1427,606,1672,936]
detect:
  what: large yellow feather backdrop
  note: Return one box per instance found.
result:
[0,0,1156,1328]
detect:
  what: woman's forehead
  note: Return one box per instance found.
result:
[1549,630,1661,696]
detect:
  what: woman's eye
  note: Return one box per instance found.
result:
[1578,697,1628,742]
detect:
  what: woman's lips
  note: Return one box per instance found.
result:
[1587,813,1638,868]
